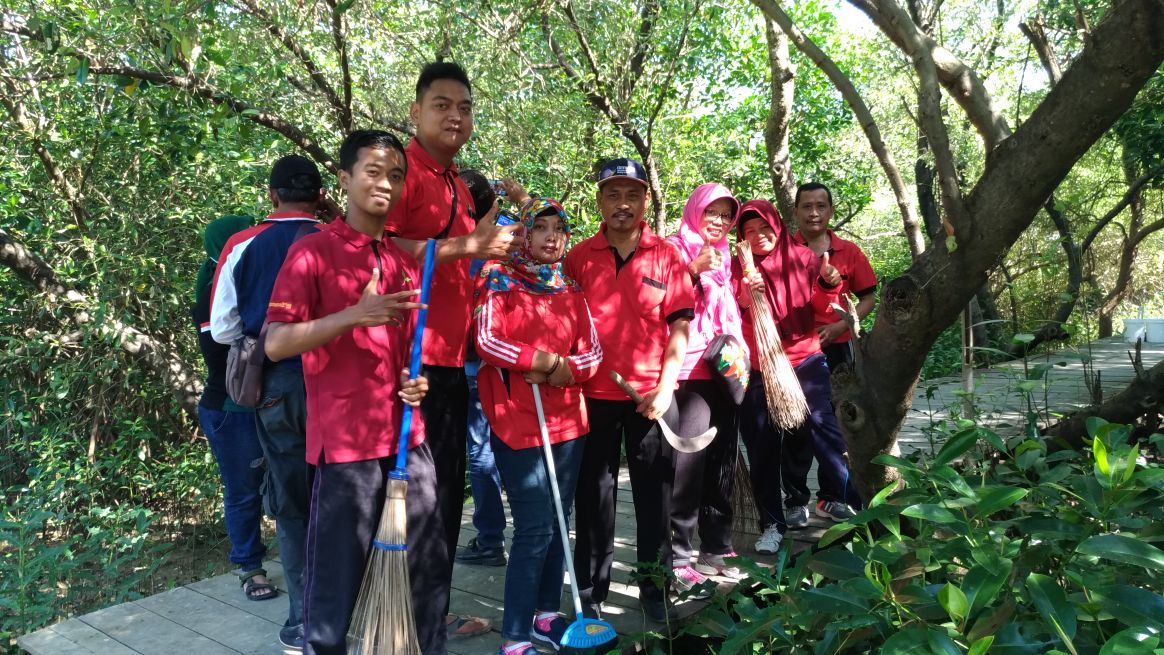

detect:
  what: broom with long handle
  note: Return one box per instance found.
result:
[347,238,437,655]
[531,384,618,654]
[735,240,809,430]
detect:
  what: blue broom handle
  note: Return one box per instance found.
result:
[394,239,438,474]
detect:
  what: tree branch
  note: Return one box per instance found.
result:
[760,16,797,221]
[238,0,350,131]
[0,228,202,418]
[1081,164,1164,252]
[325,0,354,131]
[87,62,336,172]
[1019,15,1063,85]
[560,1,609,97]
[847,0,1012,150]
[754,0,924,257]
[622,0,660,101]
[646,2,697,145]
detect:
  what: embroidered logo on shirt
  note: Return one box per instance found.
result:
[642,276,666,290]
[268,301,293,310]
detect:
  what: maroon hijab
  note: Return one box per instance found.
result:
[732,199,818,341]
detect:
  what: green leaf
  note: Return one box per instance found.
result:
[881,627,931,654]
[1013,333,1036,345]
[902,503,962,524]
[1100,627,1160,655]
[1077,534,1164,572]
[939,582,969,624]
[799,585,870,615]
[807,548,865,581]
[1095,585,1164,630]
[936,428,979,466]
[76,58,89,85]
[968,636,995,655]
[818,521,857,548]
[1086,416,1109,438]
[928,630,963,655]
[1122,444,1140,484]
[946,234,958,252]
[1094,435,1111,478]
[868,480,898,509]
[964,561,1012,616]
[975,486,1029,517]
[334,0,356,13]
[1027,573,1077,644]
[932,465,977,497]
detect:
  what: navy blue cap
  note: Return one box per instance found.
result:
[597,158,648,188]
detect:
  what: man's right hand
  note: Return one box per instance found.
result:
[467,200,523,259]
[348,269,425,327]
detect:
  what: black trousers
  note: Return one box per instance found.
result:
[671,380,738,562]
[573,397,674,604]
[301,443,447,655]
[780,354,861,508]
[822,341,854,372]
[255,362,310,627]
[738,373,787,531]
[419,365,469,615]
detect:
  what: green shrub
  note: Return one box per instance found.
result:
[663,419,1164,654]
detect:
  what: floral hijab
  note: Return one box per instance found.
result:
[480,197,578,295]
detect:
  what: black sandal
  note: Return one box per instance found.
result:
[239,568,279,601]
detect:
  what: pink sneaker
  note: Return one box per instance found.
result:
[672,564,713,599]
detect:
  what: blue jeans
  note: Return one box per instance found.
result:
[466,369,506,549]
[780,354,860,507]
[492,433,585,642]
[199,406,267,571]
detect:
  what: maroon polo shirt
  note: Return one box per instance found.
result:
[267,217,424,465]
[384,139,475,367]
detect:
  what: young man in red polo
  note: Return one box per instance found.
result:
[566,158,695,623]
[792,182,877,371]
[382,61,519,639]
[263,130,441,655]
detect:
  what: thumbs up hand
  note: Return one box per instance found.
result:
[820,252,841,287]
[348,268,425,328]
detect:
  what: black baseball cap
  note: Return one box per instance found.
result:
[596,158,648,188]
[269,155,322,190]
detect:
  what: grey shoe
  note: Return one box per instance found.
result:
[786,505,810,530]
[815,500,857,522]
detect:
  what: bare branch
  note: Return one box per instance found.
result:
[754,0,924,257]
[237,0,349,131]
[560,1,609,95]
[1019,15,1063,85]
[847,0,1012,150]
[87,62,337,172]
[325,0,354,131]
[646,1,698,145]
[1081,164,1164,252]
[761,16,797,220]
[622,0,660,100]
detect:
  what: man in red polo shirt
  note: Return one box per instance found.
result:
[792,182,877,371]
[264,131,441,655]
[566,158,695,624]
[383,61,518,640]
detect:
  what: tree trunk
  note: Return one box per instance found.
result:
[762,17,797,221]
[1045,354,1164,450]
[833,0,1164,501]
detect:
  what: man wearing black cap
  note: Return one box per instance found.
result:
[210,154,330,650]
[565,158,695,623]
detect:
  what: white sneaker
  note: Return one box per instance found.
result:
[754,524,784,555]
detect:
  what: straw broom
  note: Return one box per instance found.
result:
[735,240,809,429]
[347,239,437,655]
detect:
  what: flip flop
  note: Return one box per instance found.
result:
[445,614,491,639]
[239,568,279,602]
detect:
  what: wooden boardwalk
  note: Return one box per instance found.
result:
[19,337,1163,655]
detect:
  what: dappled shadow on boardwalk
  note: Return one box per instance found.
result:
[19,338,1163,654]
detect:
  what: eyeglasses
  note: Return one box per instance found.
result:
[702,210,732,223]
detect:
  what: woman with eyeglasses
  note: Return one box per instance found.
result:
[663,183,751,594]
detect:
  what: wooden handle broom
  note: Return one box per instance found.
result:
[735,240,809,429]
[347,239,437,655]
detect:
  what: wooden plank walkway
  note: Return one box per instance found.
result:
[19,337,1163,655]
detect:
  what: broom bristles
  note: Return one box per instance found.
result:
[347,477,420,655]
[736,241,810,430]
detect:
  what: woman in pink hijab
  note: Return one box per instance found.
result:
[665,183,750,593]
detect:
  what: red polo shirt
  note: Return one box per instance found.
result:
[474,284,602,450]
[266,218,424,465]
[565,222,695,400]
[795,230,877,344]
[384,139,475,367]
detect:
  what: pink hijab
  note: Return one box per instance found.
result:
[667,183,749,379]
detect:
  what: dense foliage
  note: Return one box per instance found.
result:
[1,0,1161,651]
